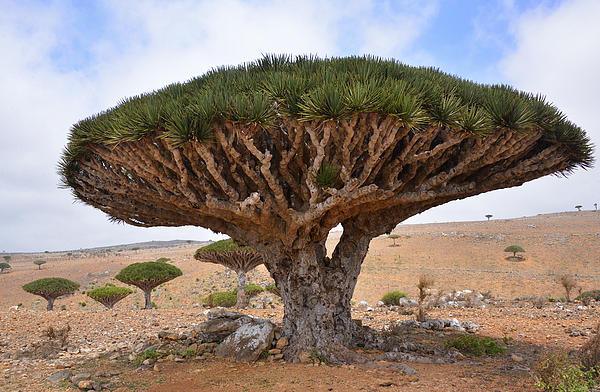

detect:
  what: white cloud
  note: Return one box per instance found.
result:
[0,0,436,251]
[406,0,600,226]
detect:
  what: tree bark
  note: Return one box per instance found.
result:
[46,297,55,311]
[143,290,152,309]
[236,270,247,308]
[261,222,372,363]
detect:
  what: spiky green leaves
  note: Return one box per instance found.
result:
[194,238,251,256]
[86,286,133,309]
[316,162,340,188]
[22,278,80,298]
[61,54,593,186]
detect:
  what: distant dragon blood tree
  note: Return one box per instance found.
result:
[60,55,593,363]
[194,239,263,308]
[115,262,182,309]
[22,277,80,310]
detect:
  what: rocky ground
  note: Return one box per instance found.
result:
[0,211,598,391]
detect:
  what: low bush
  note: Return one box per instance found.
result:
[579,324,600,373]
[203,290,237,307]
[535,352,595,392]
[245,284,264,298]
[446,335,505,357]
[135,348,158,365]
[380,290,407,306]
[577,290,600,304]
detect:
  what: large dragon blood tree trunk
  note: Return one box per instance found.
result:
[60,56,592,363]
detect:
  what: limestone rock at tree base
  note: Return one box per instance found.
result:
[194,313,254,343]
[215,319,276,361]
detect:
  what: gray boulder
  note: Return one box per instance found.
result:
[215,318,276,361]
[46,369,73,383]
[194,311,254,343]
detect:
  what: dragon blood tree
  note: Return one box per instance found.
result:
[116,262,182,309]
[60,55,593,362]
[195,239,263,308]
[23,277,80,310]
[86,285,133,309]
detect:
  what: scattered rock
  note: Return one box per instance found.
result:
[46,369,73,383]
[299,351,312,364]
[511,354,524,362]
[70,372,91,384]
[275,337,288,350]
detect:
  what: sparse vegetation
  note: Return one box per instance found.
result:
[244,283,264,299]
[22,278,80,311]
[43,325,71,347]
[535,352,595,392]
[380,290,407,306]
[86,286,133,309]
[33,259,47,270]
[485,214,493,221]
[416,275,434,322]
[579,324,600,373]
[0,262,11,273]
[135,348,158,365]
[2,255,10,262]
[446,335,505,357]
[559,275,578,303]
[116,262,182,309]
[310,348,328,364]
[155,257,171,263]
[576,290,600,304]
[504,245,525,260]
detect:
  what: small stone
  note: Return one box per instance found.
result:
[166,354,175,361]
[142,358,155,365]
[153,364,160,371]
[268,349,281,355]
[78,380,93,389]
[299,351,312,364]
[275,337,288,350]
[511,354,524,362]
[66,346,80,354]
[273,354,284,360]
[70,372,91,384]
[378,379,396,387]
[407,375,419,382]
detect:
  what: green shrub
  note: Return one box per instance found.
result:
[135,348,158,365]
[577,290,600,302]
[380,290,407,306]
[245,284,264,298]
[0,263,11,273]
[79,302,86,307]
[535,353,595,392]
[155,257,171,263]
[203,290,237,307]
[446,335,505,356]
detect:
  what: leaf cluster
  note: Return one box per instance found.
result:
[446,335,505,357]
[194,238,252,256]
[86,286,133,299]
[60,55,593,192]
[115,262,182,285]
[203,290,237,308]
[22,278,80,298]
[504,245,525,253]
[380,290,407,305]
[0,262,11,271]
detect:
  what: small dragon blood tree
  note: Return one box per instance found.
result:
[60,55,593,363]
[22,277,80,311]
[195,239,263,308]
[86,285,133,309]
[115,262,182,309]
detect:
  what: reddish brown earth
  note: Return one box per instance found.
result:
[0,211,598,391]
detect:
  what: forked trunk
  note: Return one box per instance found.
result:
[236,270,247,308]
[143,290,152,309]
[262,226,372,363]
[46,297,55,311]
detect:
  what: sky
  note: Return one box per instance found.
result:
[0,0,598,252]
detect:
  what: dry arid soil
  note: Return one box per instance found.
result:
[0,211,599,391]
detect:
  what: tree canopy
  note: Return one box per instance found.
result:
[22,277,80,297]
[0,263,10,272]
[116,262,182,287]
[86,286,133,309]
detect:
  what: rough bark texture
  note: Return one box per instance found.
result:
[67,114,581,362]
[46,297,55,311]
[143,290,152,310]
[236,270,247,309]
